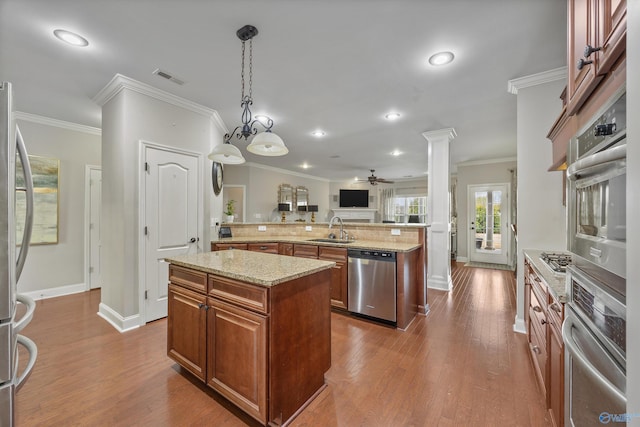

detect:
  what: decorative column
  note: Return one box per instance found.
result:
[423,128,456,291]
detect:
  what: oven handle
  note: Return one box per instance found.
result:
[562,316,626,403]
[567,143,626,180]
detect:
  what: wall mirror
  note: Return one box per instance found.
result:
[278,183,294,211]
[295,186,308,211]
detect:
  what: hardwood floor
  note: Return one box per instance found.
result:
[16,263,551,426]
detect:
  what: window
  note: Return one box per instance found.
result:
[393,196,427,223]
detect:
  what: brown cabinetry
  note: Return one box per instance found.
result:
[212,242,248,251]
[318,246,348,310]
[293,243,319,259]
[247,242,279,254]
[167,260,332,426]
[567,0,626,115]
[207,297,268,423]
[278,242,294,256]
[524,258,565,427]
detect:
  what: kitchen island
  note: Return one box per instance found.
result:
[166,250,335,426]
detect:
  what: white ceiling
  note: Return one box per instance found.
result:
[0,0,567,181]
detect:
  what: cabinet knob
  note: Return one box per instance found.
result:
[533,305,542,313]
[550,302,562,313]
[577,58,593,70]
[584,44,602,58]
[532,345,541,354]
[541,319,548,325]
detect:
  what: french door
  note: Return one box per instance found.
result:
[467,183,509,265]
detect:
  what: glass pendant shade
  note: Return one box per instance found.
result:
[247,131,289,156]
[208,143,246,164]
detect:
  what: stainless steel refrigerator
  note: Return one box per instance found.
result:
[1,82,38,426]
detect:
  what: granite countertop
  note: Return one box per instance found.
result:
[167,251,335,287]
[213,236,422,252]
[523,249,569,303]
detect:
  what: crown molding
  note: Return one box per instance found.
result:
[507,66,567,95]
[93,74,227,131]
[14,112,101,136]
[456,156,517,167]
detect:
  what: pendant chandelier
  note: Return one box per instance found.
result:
[208,25,288,165]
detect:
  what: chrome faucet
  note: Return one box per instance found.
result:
[329,216,345,240]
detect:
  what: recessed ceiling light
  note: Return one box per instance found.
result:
[311,130,326,137]
[391,150,402,156]
[428,51,455,66]
[301,163,310,169]
[53,29,89,47]
[385,112,401,121]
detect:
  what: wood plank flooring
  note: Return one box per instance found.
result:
[16,263,551,426]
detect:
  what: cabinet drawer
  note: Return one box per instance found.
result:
[318,246,347,262]
[209,275,269,314]
[247,242,279,254]
[548,298,564,339]
[293,244,319,259]
[169,264,208,294]
[529,287,547,347]
[529,314,547,391]
[214,243,248,251]
[279,242,294,256]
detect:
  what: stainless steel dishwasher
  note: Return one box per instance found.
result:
[347,249,396,323]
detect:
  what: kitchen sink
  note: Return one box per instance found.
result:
[307,238,353,244]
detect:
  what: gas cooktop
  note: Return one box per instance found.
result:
[540,252,572,273]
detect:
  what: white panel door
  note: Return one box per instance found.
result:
[468,183,509,265]
[144,146,199,323]
[89,168,102,289]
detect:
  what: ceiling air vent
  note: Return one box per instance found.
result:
[152,68,185,85]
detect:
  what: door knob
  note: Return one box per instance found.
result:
[189,237,197,243]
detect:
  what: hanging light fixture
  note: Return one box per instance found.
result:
[208,25,288,165]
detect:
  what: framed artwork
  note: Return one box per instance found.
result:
[16,155,59,245]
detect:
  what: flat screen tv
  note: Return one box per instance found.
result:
[339,189,369,208]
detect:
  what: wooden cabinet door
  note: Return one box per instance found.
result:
[167,284,208,381]
[549,322,564,427]
[567,0,602,114]
[207,298,268,424]
[319,247,348,310]
[595,0,626,75]
[247,242,279,254]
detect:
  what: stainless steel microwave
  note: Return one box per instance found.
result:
[567,90,626,281]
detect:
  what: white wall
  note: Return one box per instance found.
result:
[16,119,100,296]
[224,163,331,222]
[455,159,516,261]
[99,77,223,325]
[626,1,639,422]
[514,78,566,332]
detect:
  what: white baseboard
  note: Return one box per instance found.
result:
[456,256,469,263]
[513,315,526,334]
[22,283,86,301]
[427,276,452,291]
[98,303,141,333]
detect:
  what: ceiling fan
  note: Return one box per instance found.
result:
[358,170,395,185]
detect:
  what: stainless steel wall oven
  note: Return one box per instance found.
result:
[567,90,626,284]
[563,87,627,427]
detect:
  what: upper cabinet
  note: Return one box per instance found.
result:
[566,0,626,115]
[548,0,626,170]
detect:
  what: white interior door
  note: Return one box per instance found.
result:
[88,167,102,289]
[144,145,199,323]
[468,183,509,265]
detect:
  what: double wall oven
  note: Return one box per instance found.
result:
[563,88,627,426]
